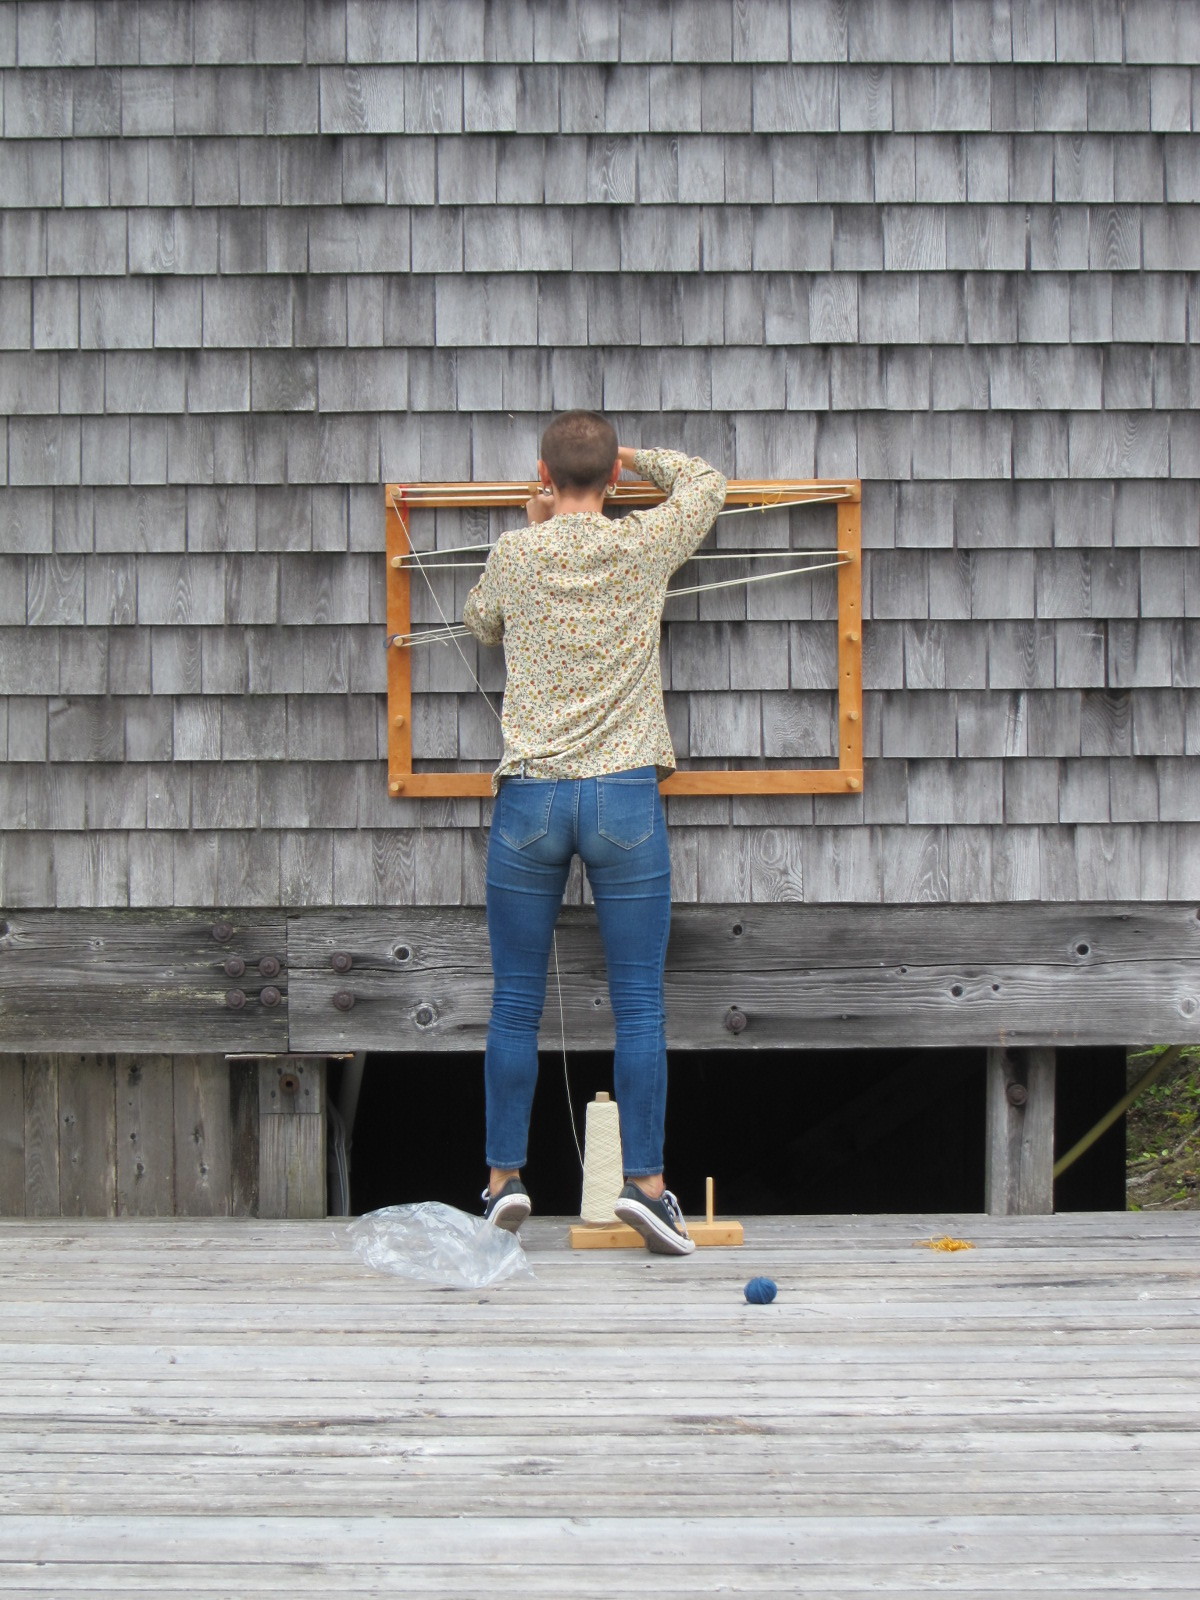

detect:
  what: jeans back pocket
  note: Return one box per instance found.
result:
[497,779,556,849]
[595,771,659,849]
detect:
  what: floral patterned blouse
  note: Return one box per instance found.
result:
[462,448,727,792]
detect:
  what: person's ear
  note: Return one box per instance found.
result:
[608,457,622,486]
[537,459,553,490]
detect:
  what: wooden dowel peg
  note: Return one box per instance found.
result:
[706,1176,714,1226]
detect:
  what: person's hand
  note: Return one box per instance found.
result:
[525,487,555,523]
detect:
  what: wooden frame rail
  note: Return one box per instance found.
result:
[385,478,862,798]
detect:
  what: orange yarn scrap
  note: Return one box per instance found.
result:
[914,1235,976,1252]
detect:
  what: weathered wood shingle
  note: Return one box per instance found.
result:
[1,1,1198,911]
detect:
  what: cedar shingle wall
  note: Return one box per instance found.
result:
[1,0,1198,909]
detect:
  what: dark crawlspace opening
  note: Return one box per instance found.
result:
[343,1046,1128,1219]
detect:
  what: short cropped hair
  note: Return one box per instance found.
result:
[539,410,619,492]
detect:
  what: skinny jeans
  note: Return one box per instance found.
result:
[483,766,671,1179]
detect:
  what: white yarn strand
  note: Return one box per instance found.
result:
[552,931,584,1170]
[402,541,502,726]
[387,554,849,649]
[667,554,849,599]
[387,624,474,648]
[392,547,848,572]
[713,492,849,518]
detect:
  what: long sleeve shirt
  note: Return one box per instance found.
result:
[462,448,727,792]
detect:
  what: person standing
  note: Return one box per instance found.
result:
[462,411,726,1255]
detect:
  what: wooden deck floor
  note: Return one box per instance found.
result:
[0,1211,1198,1596]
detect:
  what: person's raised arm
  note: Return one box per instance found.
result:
[621,446,727,570]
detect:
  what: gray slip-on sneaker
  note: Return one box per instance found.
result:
[482,1177,531,1232]
[613,1182,696,1255]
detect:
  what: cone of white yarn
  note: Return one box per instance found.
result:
[580,1092,624,1223]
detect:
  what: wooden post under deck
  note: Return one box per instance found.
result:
[985,1046,1056,1215]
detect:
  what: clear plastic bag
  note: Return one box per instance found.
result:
[345,1202,536,1289]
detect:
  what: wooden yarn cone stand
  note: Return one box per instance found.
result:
[568,1177,744,1249]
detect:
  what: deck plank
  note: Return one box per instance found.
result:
[0,1213,1197,1595]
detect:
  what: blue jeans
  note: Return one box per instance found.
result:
[484,766,671,1179]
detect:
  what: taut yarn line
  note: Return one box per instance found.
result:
[387,553,850,649]
[580,1092,625,1224]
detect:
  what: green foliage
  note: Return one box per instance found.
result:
[1126,1046,1200,1211]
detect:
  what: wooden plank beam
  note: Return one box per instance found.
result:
[389,769,864,798]
[836,498,863,777]
[388,478,862,509]
[0,913,289,1054]
[285,903,1200,1053]
[290,961,1200,1051]
[288,902,1200,976]
[568,1220,744,1248]
[1,904,1197,1056]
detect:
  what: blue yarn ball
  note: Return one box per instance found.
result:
[744,1276,777,1304]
